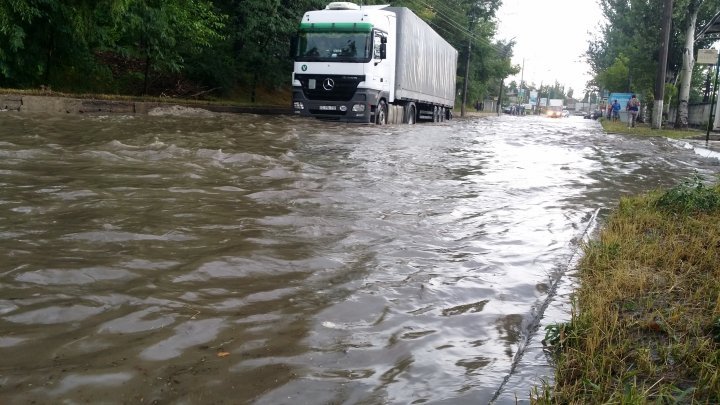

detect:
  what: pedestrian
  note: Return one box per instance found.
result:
[626,94,640,127]
[606,103,612,119]
[611,99,621,122]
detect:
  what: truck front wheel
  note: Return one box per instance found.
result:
[375,100,387,125]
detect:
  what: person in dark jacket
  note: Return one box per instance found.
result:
[626,94,640,127]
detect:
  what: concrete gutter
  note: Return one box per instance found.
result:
[0,94,292,115]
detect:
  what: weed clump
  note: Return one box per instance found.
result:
[655,175,720,215]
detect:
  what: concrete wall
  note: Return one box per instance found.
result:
[0,94,292,115]
[666,102,720,130]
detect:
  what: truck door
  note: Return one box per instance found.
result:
[373,30,391,96]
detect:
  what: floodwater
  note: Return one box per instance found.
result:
[1,109,719,404]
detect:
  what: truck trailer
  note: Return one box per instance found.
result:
[290,2,458,124]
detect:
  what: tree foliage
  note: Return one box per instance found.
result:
[0,0,227,94]
[586,0,720,105]
[596,54,630,92]
[0,0,514,103]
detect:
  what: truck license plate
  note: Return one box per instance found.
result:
[319,105,337,111]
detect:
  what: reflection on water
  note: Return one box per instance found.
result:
[1,110,718,404]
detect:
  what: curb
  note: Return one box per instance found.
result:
[0,94,292,115]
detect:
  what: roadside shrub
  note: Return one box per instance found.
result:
[654,175,720,215]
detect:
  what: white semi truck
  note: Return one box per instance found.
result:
[291,2,458,124]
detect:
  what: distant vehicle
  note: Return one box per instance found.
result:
[561,109,570,117]
[546,109,562,118]
[583,110,603,120]
[545,99,564,118]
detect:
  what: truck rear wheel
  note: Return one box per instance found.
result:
[375,100,387,125]
[404,103,416,124]
[439,107,445,122]
[432,106,439,122]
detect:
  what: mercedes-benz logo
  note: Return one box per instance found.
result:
[322,78,335,91]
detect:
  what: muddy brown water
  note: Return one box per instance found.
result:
[1,109,719,404]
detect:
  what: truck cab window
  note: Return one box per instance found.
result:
[296,32,371,62]
[340,40,356,57]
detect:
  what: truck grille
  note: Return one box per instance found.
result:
[295,74,365,102]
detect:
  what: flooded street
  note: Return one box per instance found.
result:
[1,110,719,404]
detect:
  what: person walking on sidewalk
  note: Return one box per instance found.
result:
[626,94,640,127]
[611,99,621,122]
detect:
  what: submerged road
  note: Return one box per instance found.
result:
[1,109,719,404]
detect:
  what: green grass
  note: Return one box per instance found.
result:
[535,175,720,404]
[600,118,707,139]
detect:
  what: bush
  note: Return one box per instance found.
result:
[655,174,720,215]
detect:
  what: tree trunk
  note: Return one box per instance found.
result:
[675,4,699,129]
[652,0,673,129]
[43,28,54,87]
[251,70,258,103]
[143,54,151,96]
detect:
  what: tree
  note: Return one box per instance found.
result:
[673,0,720,128]
[587,0,720,128]
[212,0,328,101]
[596,55,631,92]
[0,0,226,95]
[587,1,675,100]
[0,1,101,89]
[402,0,506,111]
[108,0,226,95]
[0,0,512,102]
[675,0,702,128]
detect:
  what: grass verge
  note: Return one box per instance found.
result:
[600,118,707,139]
[535,175,720,404]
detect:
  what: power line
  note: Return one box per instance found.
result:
[410,0,506,52]
[404,0,510,56]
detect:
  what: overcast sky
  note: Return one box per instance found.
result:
[495,0,606,97]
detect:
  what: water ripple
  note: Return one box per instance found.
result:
[0,112,718,403]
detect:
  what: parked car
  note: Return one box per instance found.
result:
[583,110,603,120]
[561,109,570,117]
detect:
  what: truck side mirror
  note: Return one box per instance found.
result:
[379,43,386,59]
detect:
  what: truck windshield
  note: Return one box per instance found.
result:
[294,32,371,62]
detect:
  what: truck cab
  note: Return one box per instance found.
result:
[290,2,395,123]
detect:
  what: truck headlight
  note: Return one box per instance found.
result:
[293,101,304,110]
[352,104,366,112]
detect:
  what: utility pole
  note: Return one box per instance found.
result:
[652,0,674,129]
[461,38,471,118]
[496,78,504,115]
[536,80,543,114]
[519,58,525,104]
[495,41,514,115]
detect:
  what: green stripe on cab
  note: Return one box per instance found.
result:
[299,22,373,32]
